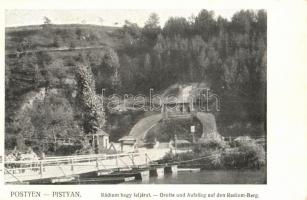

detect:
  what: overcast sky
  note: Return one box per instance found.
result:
[5,9,239,27]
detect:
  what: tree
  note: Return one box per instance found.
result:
[194,10,217,41]
[163,17,190,36]
[31,96,79,136]
[143,13,161,43]
[75,64,105,135]
[123,20,142,38]
[255,10,267,35]
[43,17,51,25]
[144,13,160,30]
[198,48,210,80]
[119,54,134,92]
[42,16,52,32]
[143,53,152,72]
[230,10,256,34]
[101,48,120,70]
[100,48,120,92]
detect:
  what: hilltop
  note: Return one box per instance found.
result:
[5,24,124,53]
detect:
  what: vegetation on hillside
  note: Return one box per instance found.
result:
[5,9,266,154]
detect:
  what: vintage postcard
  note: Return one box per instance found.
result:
[0,0,306,200]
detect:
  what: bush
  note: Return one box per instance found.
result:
[5,136,17,151]
[198,138,226,150]
[54,145,82,156]
[160,138,265,169]
[193,138,227,156]
[222,141,265,169]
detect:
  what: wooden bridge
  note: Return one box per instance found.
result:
[4,149,171,184]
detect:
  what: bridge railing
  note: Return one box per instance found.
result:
[5,152,141,165]
[4,152,144,176]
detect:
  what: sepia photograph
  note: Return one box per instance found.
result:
[4,9,267,185]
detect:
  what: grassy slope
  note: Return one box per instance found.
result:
[5,24,124,52]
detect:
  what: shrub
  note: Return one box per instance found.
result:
[5,136,17,151]
[222,140,265,169]
[161,138,265,169]
[199,138,226,150]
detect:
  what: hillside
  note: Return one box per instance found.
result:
[5,10,267,154]
[5,24,124,53]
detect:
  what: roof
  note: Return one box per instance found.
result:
[118,136,136,142]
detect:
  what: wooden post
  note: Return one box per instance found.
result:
[174,134,177,155]
[70,159,74,172]
[96,157,99,170]
[39,161,43,179]
[116,154,119,168]
[53,134,57,152]
[131,154,135,166]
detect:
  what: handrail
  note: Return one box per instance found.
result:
[5,152,142,165]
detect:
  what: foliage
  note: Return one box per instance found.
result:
[142,13,161,45]
[43,17,52,25]
[197,138,227,150]
[161,139,265,169]
[118,9,266,135]
[30,94,80,138]
[75,64,105,135]
[5,9,267,154]
[163,17,191,36]
[75,138,95,155]
[54,145,81,156]
[222,140,265,169]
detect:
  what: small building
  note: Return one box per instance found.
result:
[86,130,109,154]
[118,136,137,152]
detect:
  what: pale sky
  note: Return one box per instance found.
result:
[5,9,239,27]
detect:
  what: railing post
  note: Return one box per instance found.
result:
[70,158,74,172]
[116,154,119,168]
[131,154,135,167]
[39,161,43,179]
[96,157,99,170]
